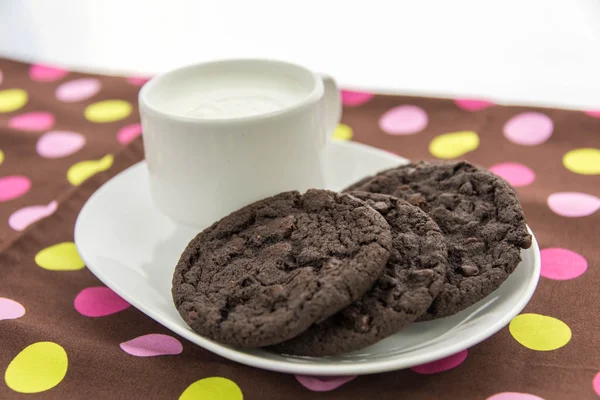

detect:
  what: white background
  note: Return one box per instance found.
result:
[1,0,599,110]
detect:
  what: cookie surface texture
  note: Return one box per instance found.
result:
[172,189,392,348]
[272,193,447,356]
[344,161,532,320]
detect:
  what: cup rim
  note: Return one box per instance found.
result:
[138,58,324,125]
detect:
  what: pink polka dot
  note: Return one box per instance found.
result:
[379,105,428,135]
[127,76,151,86]
[74,287,130,317]
[411,350,468,374]
[120,334,183,357]
[540,248,588,280]
[29,64,68,82]
[584,110,600,118]
[37,131,85,158]
[503,112,553,146]
[486,393,545,400]
[547,192,600,217]
[593,372,600,396]
[9,201,58,231]
[489,162,535,187]
[0,297,25,320]
[341,90,375,107]
[117,123,142,145]
[454,98,495,111]
[9,111,55,131]
[295,375,356,392]
[55,78,101,102]
[0,176,31,202]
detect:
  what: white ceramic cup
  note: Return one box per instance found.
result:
[139,59,341,227]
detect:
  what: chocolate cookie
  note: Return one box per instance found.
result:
[271,193,447,356]
[344,161,532,320]
[172,189,392,348]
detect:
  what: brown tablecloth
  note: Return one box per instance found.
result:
[0,57,599,400]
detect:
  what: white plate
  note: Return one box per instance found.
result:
[74,141,540,376]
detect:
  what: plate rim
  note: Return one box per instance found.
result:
[74,141,541,376]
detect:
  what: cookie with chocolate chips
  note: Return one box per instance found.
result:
[172,189,392,348]
[271,193,447,356]
[344,161,532,320]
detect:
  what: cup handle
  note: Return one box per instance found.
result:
[319,74,342,142]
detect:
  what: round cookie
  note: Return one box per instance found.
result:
[344,160,532,320]
[271,193,447,356]
[172,189,392,348]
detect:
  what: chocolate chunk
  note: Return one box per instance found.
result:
[460,264,479,276]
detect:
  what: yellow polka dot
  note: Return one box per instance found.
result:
[84,100,132,123]
[67,154,113,186]
[5,342,68,393]
[332,123,353,141]
[429,131,480,159]
[0,149,4,165]
[0,89,28,113]
[35,242,85,271]
[509,313,571,351]
[179,377,243,400]
[563,148,600,175]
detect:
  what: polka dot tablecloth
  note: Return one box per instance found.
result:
[0,57,599,399]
